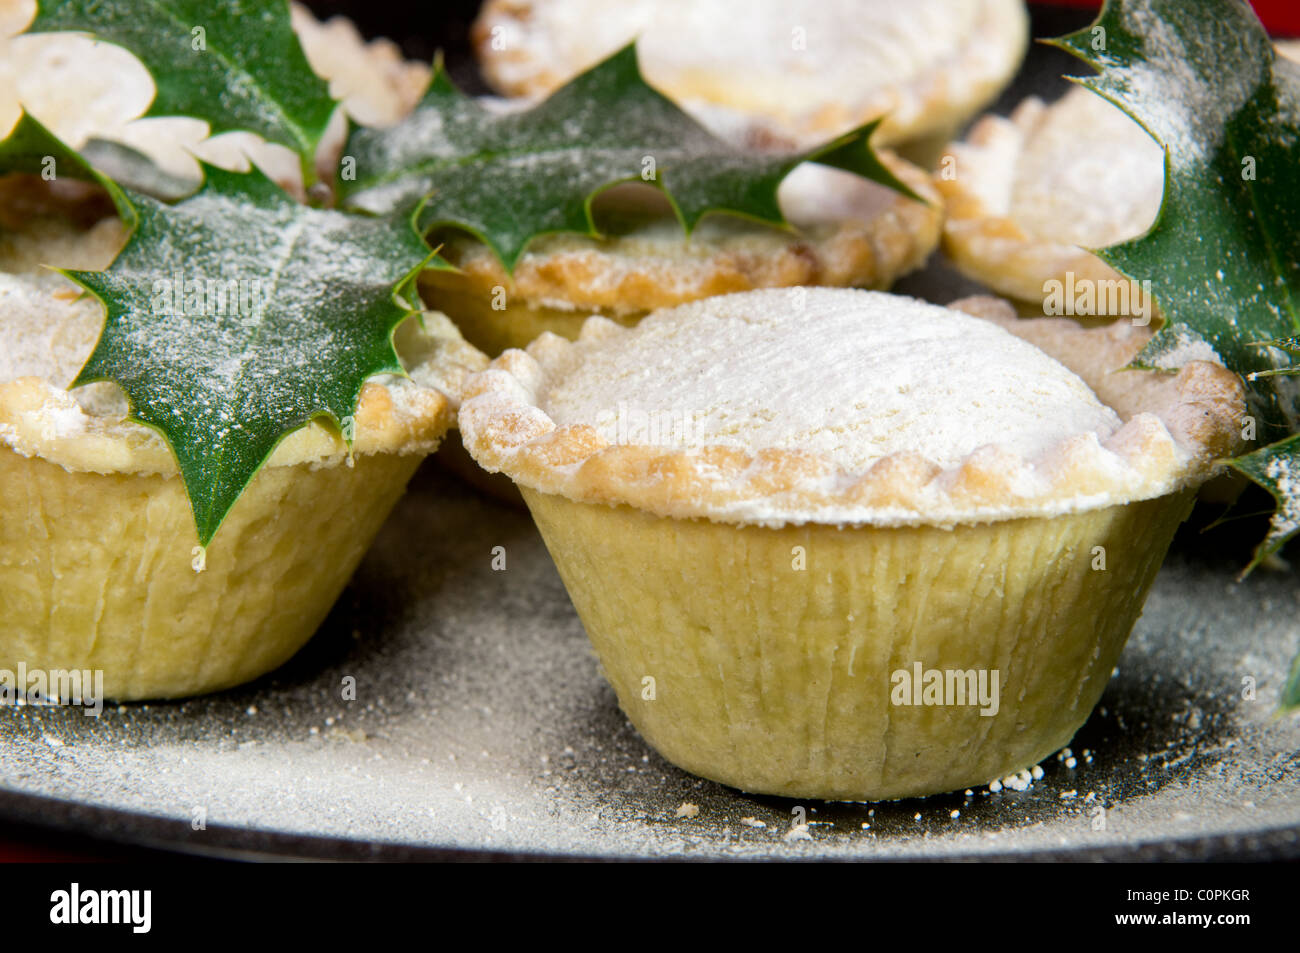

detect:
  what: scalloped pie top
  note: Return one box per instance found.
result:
[473,0,1028,148]
[541,291,1120,470]
[460,288,1246,527]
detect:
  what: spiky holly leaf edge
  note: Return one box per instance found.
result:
[2,115,445,545]
[66,176,440,546]
[343,43,924,274]
[1046,1,1300,709]
[1046,3,1300,574]
[27,0,337,185]
[0,111,136,225]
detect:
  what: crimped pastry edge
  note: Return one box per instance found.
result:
[934,96,1154,309]
[458,293,1246,528]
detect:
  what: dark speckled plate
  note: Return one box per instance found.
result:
[1,4,1297,861]
[0,463,1297,861]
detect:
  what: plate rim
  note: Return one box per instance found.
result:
[2,786,1296,862]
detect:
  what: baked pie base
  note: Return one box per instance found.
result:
[1,312,486,700]
[417,276,640,360]
[460,289,1244,799]
[1,445,420,701]
[525,486,1192,800]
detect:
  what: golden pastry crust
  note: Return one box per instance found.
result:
[952,296,1244,461]
[522,483,1191,799]
[425,154,941,318]
[472,0,1028,149]
[459,292,1245,528]
[935,88,1164,313]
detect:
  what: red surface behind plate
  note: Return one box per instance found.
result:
[1033,0,1300,36]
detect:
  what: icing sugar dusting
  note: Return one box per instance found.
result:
[541,288,1122,472]
[1264,454,1300,538]
[0,219,129,416]
[1143,325,1223,371]
[0,271,99,387]
[1010,86,1165,248]
[1109,1,1268,175]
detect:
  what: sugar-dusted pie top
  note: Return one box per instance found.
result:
[460,288,1246,528]
[935,86,1164,306]
[1002,87,1164,249]
[473,0,1028,148]
[540,289,1121,471]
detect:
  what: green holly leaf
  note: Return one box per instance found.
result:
[0,111,135,223]
[1051,0,1299,427]
[63,164,434,545]
[1226,435,1300,573]
[1284,635,1300,711]
[1050,0,1300,569]
[338,43,917,269]
[28,0,335,172]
